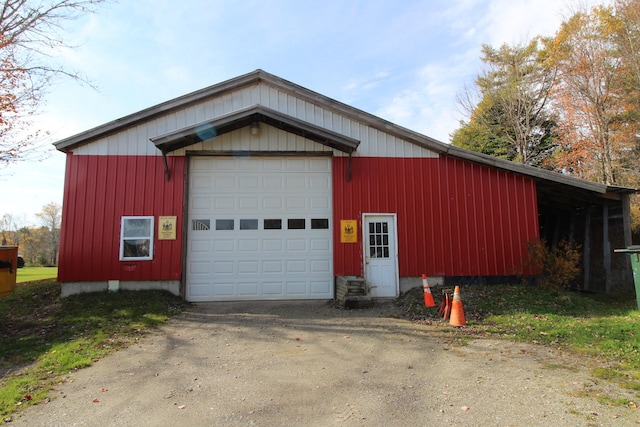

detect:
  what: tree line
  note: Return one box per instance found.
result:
[0,202,61,266]
[452,0,640,194]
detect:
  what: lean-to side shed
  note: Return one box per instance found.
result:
[54,70,636,300]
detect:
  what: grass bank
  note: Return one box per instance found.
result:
[397,284,640,401]
[0,281,186,422]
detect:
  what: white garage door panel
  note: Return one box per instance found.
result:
[187,157,333,301]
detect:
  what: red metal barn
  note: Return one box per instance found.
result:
[54,70,635,301]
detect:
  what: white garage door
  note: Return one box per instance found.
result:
[186,157,333,301]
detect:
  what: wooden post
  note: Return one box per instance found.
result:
[603,202,611,293]
[569,210,576,245]
[552,213,562,249]
[583,207,591,291]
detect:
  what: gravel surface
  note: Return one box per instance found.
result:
[9,300,639,426]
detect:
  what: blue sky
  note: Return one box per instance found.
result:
[2,0,607,225]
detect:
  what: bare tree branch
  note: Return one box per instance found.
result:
[0,0,106,167]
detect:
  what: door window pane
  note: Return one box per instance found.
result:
[288,219,305,229]
[240,219,258,230]
[311,219,329,229]
[192,219,210,230]
[216,219,234,230]
[264,219,282,229]
[368,221,390,259]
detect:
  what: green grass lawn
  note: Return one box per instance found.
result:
[16,267,58,283]
[0,281,187,422]
[397,284,640,402]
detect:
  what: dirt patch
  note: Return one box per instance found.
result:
[9,301,639,426]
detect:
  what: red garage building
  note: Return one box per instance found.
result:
[54,70,635,301]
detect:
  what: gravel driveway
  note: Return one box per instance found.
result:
[10,300,638,426]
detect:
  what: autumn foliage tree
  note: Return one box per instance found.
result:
[547,4,638,186]
[0,0,105,167]
[454,1,640,191]
[611,0,640,188]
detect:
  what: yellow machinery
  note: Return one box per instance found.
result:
[0,246,18,297]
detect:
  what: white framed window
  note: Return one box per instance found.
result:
[120,216,154,260]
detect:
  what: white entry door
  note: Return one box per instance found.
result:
[363,214,398,297]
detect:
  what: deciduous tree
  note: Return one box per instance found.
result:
[453,39,558,166]
[35,201,61,265]
[614,0,640,112]
[0,212,23,245]
[0,0,105,167]
[547,5,636,185]
[610,0,640,187]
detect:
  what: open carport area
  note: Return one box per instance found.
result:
[11,301,638,426]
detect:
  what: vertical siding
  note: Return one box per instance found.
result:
[332,156,539,277]
[72,82,440,159]
[58,155,185,282]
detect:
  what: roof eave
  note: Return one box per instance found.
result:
[54,69,269,153]
[442,144,636,195]
[150,104,360,155]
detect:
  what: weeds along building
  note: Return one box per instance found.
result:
[53,70,636,301]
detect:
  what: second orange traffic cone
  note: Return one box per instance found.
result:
[422,274,436,307]
[442,293,451,320]
[449,286,466,327]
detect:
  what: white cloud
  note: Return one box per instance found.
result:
[374,0,612,143]
[375,62,465,142]
[343,71,391,95]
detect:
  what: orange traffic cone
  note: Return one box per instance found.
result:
[449,286,466,327]
[422,274,436,307]
[442,293,452,320]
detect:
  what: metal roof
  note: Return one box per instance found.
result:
[54,69,636,205]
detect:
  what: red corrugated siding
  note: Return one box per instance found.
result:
[332,156,539,277]
[58,154,185,282]
[59,153,538,283]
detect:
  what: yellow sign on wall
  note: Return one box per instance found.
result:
[340,220,358,243]
[158,216,177,240]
